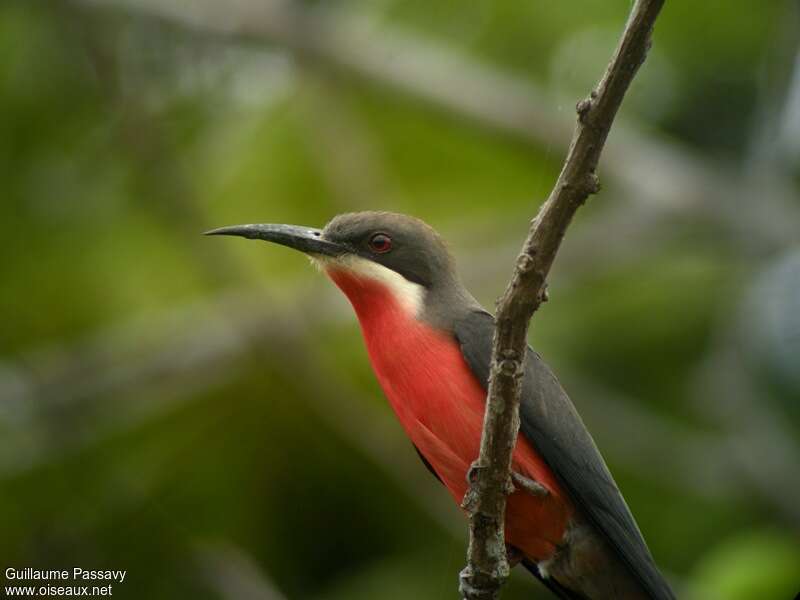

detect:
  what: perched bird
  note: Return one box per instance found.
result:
[207,211,674,600]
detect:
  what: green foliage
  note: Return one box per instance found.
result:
[690,531,800,600]
[1,1,798,598]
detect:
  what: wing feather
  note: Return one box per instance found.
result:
[453,310,674,600]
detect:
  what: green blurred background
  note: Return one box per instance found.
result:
[2,1,800,598]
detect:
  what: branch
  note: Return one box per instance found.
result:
[460,2,665,598]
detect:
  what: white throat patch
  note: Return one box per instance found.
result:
[312,254,425,316]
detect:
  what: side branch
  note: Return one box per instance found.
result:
[460,1,665,598]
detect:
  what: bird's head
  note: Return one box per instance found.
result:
[206,211,470,319]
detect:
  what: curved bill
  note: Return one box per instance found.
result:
[204,223,346,257]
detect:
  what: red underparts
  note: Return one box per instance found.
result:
[326,267,573,560]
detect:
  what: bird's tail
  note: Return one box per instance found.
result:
[521,560,586,600]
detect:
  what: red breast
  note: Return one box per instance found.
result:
[327,267,573,560]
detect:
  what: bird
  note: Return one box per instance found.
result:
[206,211,675,600]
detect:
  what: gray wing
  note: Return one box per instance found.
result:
[453,309,674,600]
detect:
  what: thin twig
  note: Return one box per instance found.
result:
[460,2,665,598]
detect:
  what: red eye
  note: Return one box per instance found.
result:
[368,233,392,253]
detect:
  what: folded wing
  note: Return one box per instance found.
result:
[453,310,674,600]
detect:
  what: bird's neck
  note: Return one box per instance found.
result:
[325,266,422,339]
[323,255,426,320]
[324,263,446,395]
[324,264,483,450]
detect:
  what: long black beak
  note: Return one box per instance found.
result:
[204,223,347,257]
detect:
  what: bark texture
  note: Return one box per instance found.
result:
[460,2,666,598]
